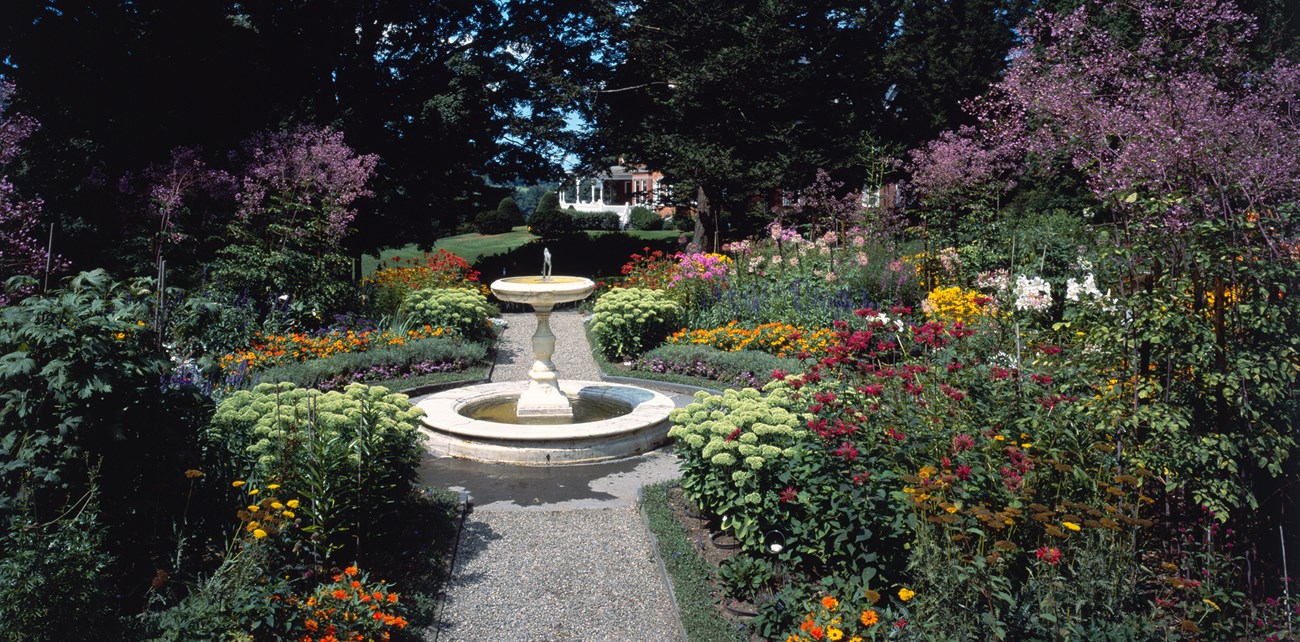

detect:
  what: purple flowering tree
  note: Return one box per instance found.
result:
[0,82,65,304]
[122,147,234,271]
[231,126,378,253]
[910,0,1300,231]
[209,126,379,320]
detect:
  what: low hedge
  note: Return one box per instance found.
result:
[632,343,805,389]
[571,211,621,231]
[253,336,489,391]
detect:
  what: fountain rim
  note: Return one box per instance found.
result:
[489,276,595,305]
[417,380,674,442]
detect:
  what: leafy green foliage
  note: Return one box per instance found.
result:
[474,208,516,235]
[207,382,425,562]
[590,287,683,359]
[629,205,663,231]
[0,269,209,517]
[570,210,621,231]
[398,287,498,343]
[717,555,774,602]
[132,542,289,642]
[0,490,117,642]
[526,206,578,239]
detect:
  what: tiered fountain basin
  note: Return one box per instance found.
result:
[417,381,675,465]
[416,271,675,465]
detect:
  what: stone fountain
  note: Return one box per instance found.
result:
[416,249,675,465]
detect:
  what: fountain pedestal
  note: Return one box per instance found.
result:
[518,304,571,418]
[489,275,597,419]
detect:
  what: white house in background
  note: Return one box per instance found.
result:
[559,164,674,228]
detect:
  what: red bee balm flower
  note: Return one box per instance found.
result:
[1036,546,1062,565]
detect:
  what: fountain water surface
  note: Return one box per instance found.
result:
[417,250,675,465]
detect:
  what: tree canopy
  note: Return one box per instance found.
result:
[584,0,1035,247]
[0,0,616,269]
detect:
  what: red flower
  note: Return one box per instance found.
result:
[779,486,799,503]
[1036,546,1062,565]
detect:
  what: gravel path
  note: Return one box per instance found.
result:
[432,508,682,641]
[427,309,685,642]
[489,310,603,383]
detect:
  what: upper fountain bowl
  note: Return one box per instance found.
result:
[491,276,595,307]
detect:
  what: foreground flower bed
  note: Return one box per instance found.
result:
[667,273,1298,640]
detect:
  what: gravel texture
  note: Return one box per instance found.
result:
[489,310,603,383]
[426,309,685,641]
[431,508,683,641]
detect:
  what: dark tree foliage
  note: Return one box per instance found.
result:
[585,0,1036,249]
[0,0,618,271]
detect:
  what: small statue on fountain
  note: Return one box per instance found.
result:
[542,247,552,280]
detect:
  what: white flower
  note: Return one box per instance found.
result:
[1014,275,1052,312]
[769,543,784,554]
[976,269,1011,292]
[277,294,289,301]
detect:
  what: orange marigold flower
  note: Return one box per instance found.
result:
[861,609,880,626]
[821,595,839,611]
[305,619,319,632]
[331,589,348,600]
[345,565,358,576]
[351,581,361,589]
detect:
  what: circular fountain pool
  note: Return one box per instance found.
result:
[461,394,633,425]
[417,380,675,465]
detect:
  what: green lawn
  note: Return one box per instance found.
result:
[362,227,684,276]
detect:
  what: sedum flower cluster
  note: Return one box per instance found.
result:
[398,287,498,342]
[211,382,424,472]
[589,287,683,359]
[669,385,807,544]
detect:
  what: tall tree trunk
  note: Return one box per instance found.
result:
[692,184,714,250]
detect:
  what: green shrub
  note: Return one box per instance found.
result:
[534,190,560,217]
[474,209,515,235]
[636,342,804,387]
[666,386,806,547]
[571,210,621,231]
[0,491,117,642]
[672,213,695,232]
[206,382,425,561]
[527,206,578,239]
[0,270,211,528]
[496,196,523,223]
[630,205,663,230]
[398,287,499,343]
[253,335,488,390]
[590,287,683,359]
